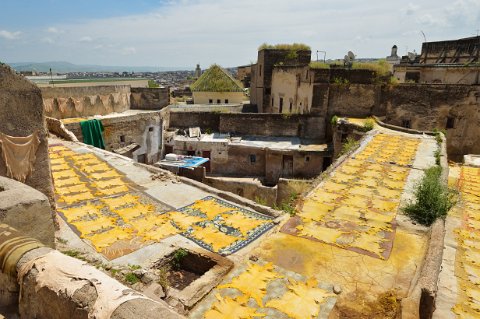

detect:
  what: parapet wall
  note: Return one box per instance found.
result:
[168,112,326,140]
[130,87,169,110]
[41,85,131,119]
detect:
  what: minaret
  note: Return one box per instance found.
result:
[194,64,201,78]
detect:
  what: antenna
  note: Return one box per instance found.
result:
[421,31,427,43]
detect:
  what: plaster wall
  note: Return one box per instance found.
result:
[41,85,131,119]
[65,112,165,164]
[0,65,54,202]
[192,91,245,104]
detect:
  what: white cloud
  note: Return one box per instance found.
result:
[79,36,93,42]
[4,0,480,66]
[0,30,21,40]
[41,37,55,44]
[47,27,63,34]
[405,3,419,16]
[121,47,136,55]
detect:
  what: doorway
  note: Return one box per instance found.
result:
[282,155,293,177]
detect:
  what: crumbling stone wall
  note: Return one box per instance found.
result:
[0,64,54,202]
[41,85,131,119]
[382,84,480,161]
[130,87,169,110]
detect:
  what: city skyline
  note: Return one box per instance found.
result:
[1,0,479,68]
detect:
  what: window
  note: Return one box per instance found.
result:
[249,154,256,163]
[217,99,221,104]
[265,88,271,95]
[259,65,262,77]
[289,102,293,113]
[402,119,411,129]
[305,156,310,162]
[120,135,125,143]
[209,99,213,104]
[279,97,284,113]
[225,99,229,104]
[446,117,455,129]
[148,127,154,132]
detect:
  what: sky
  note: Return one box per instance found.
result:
[0,0,479,68]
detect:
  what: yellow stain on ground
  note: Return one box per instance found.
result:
[265,278,334,319]
[190,198,234,219]
[285,133,420,259]
[58,203,102,223]
[203,294,264,319]
[85,228,133,251]
[49,145,267,258]
[191,224,242,252]
[254,230,427,314]
[168,211,206,231]
[219,263,282,307]
[452,166,480,318]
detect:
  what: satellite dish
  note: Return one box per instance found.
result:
[407,52,416,61]
[348,51,355,60]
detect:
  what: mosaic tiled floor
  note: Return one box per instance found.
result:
[192,262,336,319]
[452,166,480,317]
[282,134,420,259]
[49,145,273,259]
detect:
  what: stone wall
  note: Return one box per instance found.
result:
[382,84,480,161]
[169,111,221,131]
[169,112,326,140]
[0,64,54,202]
[41,85,131,119]
[0,177,54,247]
[218,114,326,140]
[203,176,277,206]
[130,87,169,110]
[65,111,165,164]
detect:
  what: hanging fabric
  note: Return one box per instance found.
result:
[80,119,106,149]
[0,131,40,183]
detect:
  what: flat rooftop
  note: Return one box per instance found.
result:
[175,133,329,152]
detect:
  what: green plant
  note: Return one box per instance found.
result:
[339,137,359,156]
[432,128,445,145]
[111,268,120,276]
[205,127,213,135]
[274,192,299,216]
[333,77,350,85]
[254,196,267,206]
[148,80,159,88]
[402,166,456,226]
[128,264,142,270]
[62,250,80,258]
[157,266,170,290]
[362,118,375,132]
[172,248,188,270]
[124,272,140,285]
[56,237,68,244]
[258,43,311,51]
[331,115,339,126]
[434,149,441,166]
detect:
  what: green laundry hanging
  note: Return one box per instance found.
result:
[80,119,106,149]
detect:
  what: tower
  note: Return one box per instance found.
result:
[194,64,201,79]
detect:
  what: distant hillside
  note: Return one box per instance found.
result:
[7,61,190,73]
